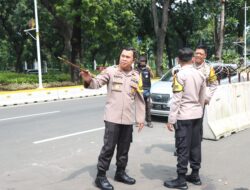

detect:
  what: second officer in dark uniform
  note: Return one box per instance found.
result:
[164,48,206,189]
[137,55,154,128]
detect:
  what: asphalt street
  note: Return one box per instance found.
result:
[0,96,250,190]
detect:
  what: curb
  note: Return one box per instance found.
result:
[0,86,107,107]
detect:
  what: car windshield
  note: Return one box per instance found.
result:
[161,70,173,82]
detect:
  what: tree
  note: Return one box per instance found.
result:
[0,0,32,72]
[40,0,139,81]
[1,0,249,77]
[40,0,74,78]
[214,0,226,61]
[80,0,139,66]
[166,0,210,68]
[152,0,171,76]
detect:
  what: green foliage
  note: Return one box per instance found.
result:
[0,40,15,70]
[0,0,249,80]
[0,71,70,84]
[222,50,240,64]
[0,72,37,84]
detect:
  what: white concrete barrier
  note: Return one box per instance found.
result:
[203,81,250,140]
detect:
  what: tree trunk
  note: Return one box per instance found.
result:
[91,49,98,70]
[165,35,173,69]
[151,0,170,77]
[70,15,81,82]
[215,0,225,61]
[156,30,166,75]
[14,45,24,73]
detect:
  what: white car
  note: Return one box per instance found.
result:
[150,69,173,117]
[150,63,239,117]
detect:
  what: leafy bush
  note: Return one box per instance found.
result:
[0,71,74,90]
[0,72,71,84]
[222,51,240,64]
[42,73,70,83]
[0,72,34,84]
[0,69,104,91]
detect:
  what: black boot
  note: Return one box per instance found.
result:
[95,170,114,190]
[186,170,202,185]
[147,122,153,128]
[164,174,188,190]
[114,169,136,185]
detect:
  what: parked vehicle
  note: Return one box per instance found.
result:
[150,63,239,117]
[25,69,47,74]
[150,69,173,117]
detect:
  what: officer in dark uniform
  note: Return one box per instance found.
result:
[137,55,154,128]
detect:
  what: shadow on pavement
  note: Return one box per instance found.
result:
[140,163,176,181]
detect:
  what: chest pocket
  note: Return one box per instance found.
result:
[111,75,123,92]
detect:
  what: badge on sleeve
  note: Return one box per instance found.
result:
[172,74,184,93]
[208,67,217,83]
[137,74,143,93]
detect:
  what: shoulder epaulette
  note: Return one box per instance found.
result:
[172,74,184,93]
[208,67,217,82]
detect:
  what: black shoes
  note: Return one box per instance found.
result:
[95,176,114,190]
[95,169,135,190]
[147,122,153,128]
[186,174,202,185]
[114,171,136,185]
[164,178,188,190]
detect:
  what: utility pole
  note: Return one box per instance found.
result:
[244,1,249,67]
[25,1,43,88]
[34,0,43,88]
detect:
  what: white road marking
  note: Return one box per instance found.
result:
[0,111,60,122]
[0,95,106,109]
[33,127,105,144]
